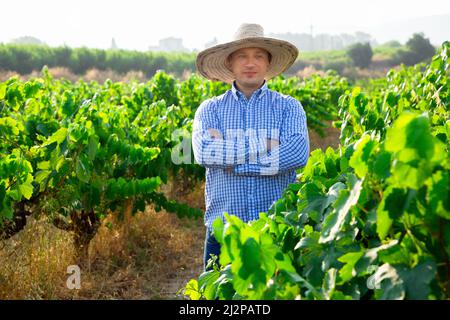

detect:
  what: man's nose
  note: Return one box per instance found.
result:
[244,58,257,67]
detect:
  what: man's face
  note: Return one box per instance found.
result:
[227,47,271,87]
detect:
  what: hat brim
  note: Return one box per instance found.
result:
[196,37,299,84]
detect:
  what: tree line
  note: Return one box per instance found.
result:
[347,33,437,68]
[0,33,438,78]
[0,44,196,76]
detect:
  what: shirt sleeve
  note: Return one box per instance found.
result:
[234,98,310,176]
[192,99,259,169]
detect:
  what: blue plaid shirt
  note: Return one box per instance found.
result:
[193,80,310,232]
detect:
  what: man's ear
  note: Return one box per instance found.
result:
[225,56,232,71]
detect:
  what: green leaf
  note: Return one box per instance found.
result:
[142,177,153,191]
[323,182,346,212]
[295,230,320,251]
[88,134,99,161]
[212,217,225,244]
[37,161,51,170]
[35,170,51,184]
[183,279,202,300]
[106,180,117,200]
[386,112,445,165]
[390,162,426,189]
[355,240,399,274]
[385,91,399,108]
[240,238,262,278]
[76,154,91,183]
[0,181,5,196]
[273,251,296,274]
[198,270,220,300]
[1,203,14,220]
[320,175,363,243]
[55,156,67,172]
[330,291,353,300]
[0,83,6,100]
[62,91,77,117]
[402,260,436,299]
[296,182,329,222]
[349,134,377,178]
[376,187,408,240]
[0,117,20,135]
[376,211,392,241]
[281,227,296,252]
[18,184,33,199]
[86,184,101,209]
[337,251,364,284]
[372,151,391,180]
[18,173,34,200]
[8,190,21,201]
[45,127,67,146]
[426,170,449,219]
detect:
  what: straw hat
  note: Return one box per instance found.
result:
[196,23,299,84]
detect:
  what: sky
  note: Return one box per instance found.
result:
[1,0,449,51]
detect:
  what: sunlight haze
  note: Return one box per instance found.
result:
[1,0,449,51]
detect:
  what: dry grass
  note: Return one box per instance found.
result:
[341,66,392,81]
[296,66,327,79]
[0,180,206,300]
[0,70,23,82]
[84,69,147,83]
[295,62,400,83]
[308,121,341,151]
[0,207,205,300]
[0,67,149,84]
[75,206,205,300]
[0,217,75,299]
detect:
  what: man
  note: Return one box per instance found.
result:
[193,23,310,271]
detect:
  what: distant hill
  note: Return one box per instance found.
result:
[268,14,449,52]
[9,36,46,46]
[367,14,450,46]
[268,31,377,52]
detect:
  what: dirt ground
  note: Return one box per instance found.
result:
[0,205,206,300]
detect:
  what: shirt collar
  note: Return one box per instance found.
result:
[231,79,268,101]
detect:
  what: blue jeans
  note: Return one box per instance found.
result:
[204,230,221,271]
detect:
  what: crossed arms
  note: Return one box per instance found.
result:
[192,99,310,176]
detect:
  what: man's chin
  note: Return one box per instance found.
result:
[238,78,264,87]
